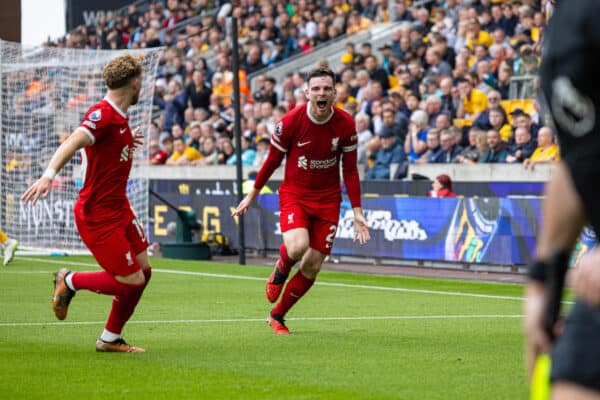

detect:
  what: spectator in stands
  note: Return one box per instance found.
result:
[425,96,444,127]
[435,113,452,131]
[428,174,457,198]
[405,109,429,163]
[217,137,235,165]
[456,77,488,123]
[227,135,256,166]
[437,129,463,163]
[394,1,414,23]
[355,112,373,166]
[501,4,519,37]
[196,135,219,166]
[244,43,266,75]
[488,106,513,143]
[425,48,452,77]
[364,55,390,94]
[167,136,202,165]
[354,70,371,105]
[506,127,536,163]
[156,79,187,132]
[186,122,202,150]
[415,129,443,164]
[473,90,506,130]
[466,18,493,50]
[161,136,174,159]
[254,76,278,106]
[149,137,168,165]
[438,76,458,119]
[479,129,509,163]
[186,69,211,112]
[511,108,540,139]
[382,100,408,139]
[403,92,421,120]
[475,60,496,93]
[455,127,482,164]
[253,137,271,168]
[523,127,560,169]
[366,126,406,180]
[170,123,185,141]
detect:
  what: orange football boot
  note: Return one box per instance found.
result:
[265,259,289,303]
[268,312,290,335]
[52,268,75,320]
[96,338,145,353]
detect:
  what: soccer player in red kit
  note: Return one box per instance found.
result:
[232,68,370,334]
[22,54,151,352]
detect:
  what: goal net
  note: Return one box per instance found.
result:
[0,40,162,253]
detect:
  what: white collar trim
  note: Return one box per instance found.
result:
[104,96,127,118]
[306,104,334,125]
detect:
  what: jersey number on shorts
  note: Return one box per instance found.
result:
[132,218,147,243]
[325,225,337,249]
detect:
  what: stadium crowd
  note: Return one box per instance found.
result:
[35,0,559,180]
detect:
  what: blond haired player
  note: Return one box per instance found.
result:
[22,53,151,353]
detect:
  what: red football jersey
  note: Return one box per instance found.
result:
[270,103,358,203]
[76,97,135,220]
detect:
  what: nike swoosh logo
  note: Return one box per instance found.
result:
[297,141,311,147]
[120,128,127,134]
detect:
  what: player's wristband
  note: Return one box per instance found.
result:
[527,250,569,283]
[43,168,57,181]
[527,260,547,283]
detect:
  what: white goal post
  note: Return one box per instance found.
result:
[0,40,162,253]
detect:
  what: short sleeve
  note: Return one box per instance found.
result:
[78,104,110,145]
[270,116,294,153]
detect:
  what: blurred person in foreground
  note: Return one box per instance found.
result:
[525,1,600,398]
[232,68,370,335]
[22,54,150,353]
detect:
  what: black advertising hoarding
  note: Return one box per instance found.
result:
[66,0,131,31]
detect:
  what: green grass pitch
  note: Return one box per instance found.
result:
[0,256,530,399]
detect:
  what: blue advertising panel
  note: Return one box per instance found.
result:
[148,183,595,266]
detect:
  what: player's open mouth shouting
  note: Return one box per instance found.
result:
[316,99,328,109]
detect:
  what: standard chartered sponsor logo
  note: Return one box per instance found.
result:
[310,156,337,169]
[337,210,428,241]
[297,155,338,170]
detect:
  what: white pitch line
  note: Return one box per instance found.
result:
[0,314,524,328]
[0,271,53,274]
[14,256,544,303]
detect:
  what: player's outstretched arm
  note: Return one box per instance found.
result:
[352,207,370,245]
[232,188,259,217]
[21,129,92,205]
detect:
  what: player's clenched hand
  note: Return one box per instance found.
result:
[132,126,144,150]
[21,177,53,206]
[352,209,370,245]
[574,248,600,305]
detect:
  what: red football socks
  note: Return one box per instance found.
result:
[71,270,145,297]
[278,243,296,275]
[271,270,315,317]
[105,268,152,334]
